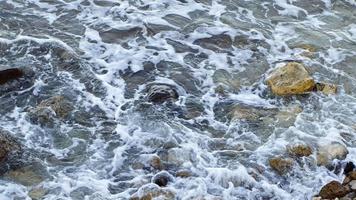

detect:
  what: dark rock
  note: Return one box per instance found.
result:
[99,27,143,44]
[344,162,355,175]
[0,67,35,95]
[152,171,174,187]
[0,68,23,85]
[319,181,349,199]
[193,34,233,52]
[147,84,179,104]
[166,39,198,53]
[162,14,192,28]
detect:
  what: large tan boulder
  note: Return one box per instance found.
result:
[266,62,315,95]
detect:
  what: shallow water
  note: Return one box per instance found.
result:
[0,0,355,199]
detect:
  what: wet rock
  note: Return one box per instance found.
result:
[273,104,303,127]
[269,157,293,175]
[0,67,35,94]
[212,69,241,93]
[0,129,23,174]
[93,0,120,7]
[166,39,198,53]
[0,130,22,163]
[4,163,48,186]
[229,104,277,122]
[99,27,143,44]
[150,155,163,170]
[175,169,192,178]
[266,62,315,95]
[287,144,313,157]
[70,186,94,200]
[130,183,175,200]
[315,82,338,95]
[343,171,356,185]
[132,155,162,170]
[0,68,23,84]
[145,23,176,36]
[146,84,179,104]
[318,181,350,199]
[317,142,348,167]
[38,96,73,118]
[152,171,174,187]
[193,34,233,52]
[344,162,355,175]
[29,187,47,200]
[162,14,192,28]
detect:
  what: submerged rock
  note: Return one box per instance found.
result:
[0,129,23,174]
[287,144,313,157]
[269,157,293,175]
[152,171,174,187]
[38,96,74,118]
[28,186,47,200]
[4,162,48,186]
[317,142,348,167]
[0,67,35,94]
[314,82,337,95]
[318,181,349,199]
[0,130,22,163]
[28,96,74,126]
[130,183,175,200]
[266,62,315,95]
[146,84,179,104]
[193,34,233,52]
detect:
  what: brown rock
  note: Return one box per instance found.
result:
[266,62,315,95]
[0,130,22,163]
[343,171,356,185]
[287,144,313,157]
[150,155,162,170]
[269,157,293,175]
[175,170,192,178]
[29,187,47,200]
[319,181,349,199]
[315,82,337,95]
[38,96,73,118]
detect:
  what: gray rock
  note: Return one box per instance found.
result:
[193,34,233,52]
[0,129,23,174]
[99,27,143,44]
